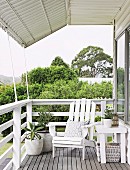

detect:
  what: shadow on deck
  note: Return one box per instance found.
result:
[18,147,130,170]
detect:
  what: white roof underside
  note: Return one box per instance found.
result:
[0,0,128,47]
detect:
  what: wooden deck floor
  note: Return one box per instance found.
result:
[18,147,130,170]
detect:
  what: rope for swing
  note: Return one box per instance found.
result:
[7,32,18,102]
[5,28,29,101]
[23,46,29,99]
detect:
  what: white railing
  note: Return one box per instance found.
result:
[32,98,114,117]
[0,99,32,170]
[0,98,124,170]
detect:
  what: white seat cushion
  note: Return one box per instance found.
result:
[64,121,85,137]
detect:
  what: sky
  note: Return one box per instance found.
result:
[0,25,113,77]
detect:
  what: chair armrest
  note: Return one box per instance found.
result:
[82,122,101,128]
[48,122,67,127]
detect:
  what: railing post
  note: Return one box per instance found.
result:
[27,101,32,127]
[13,106,21,170]
[127,128,130,164]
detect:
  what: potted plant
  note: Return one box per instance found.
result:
[37,108,54,152]
[24,122,43,155]
[103,106,113,128]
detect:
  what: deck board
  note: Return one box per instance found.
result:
[18,147,130,170]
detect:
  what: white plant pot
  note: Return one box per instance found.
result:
[25,138,43,155]
[103,119,112,128]
[39,132,52,152]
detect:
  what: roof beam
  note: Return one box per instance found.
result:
[65,0,71,24]
[40,0,53,33]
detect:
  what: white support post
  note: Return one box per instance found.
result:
[27,102,32,127]
[99,134,106,163]
[127,128,130,164]
[13,106,21,170]
[120,133,126,163]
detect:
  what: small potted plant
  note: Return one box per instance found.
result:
[103,106,113,128]
[37,108,54,152]
[24,122,43,155]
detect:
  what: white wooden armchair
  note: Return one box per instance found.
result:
[49,99,96,160]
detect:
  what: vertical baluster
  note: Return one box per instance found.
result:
[13,106,21,170]
[27,102,32,127]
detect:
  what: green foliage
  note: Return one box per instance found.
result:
[76,81,112,99]
[28,83,43,99]
[71,46,113,78]
[40,80,80,99]
[0,85,14,137]
[117,67,124,99]
[37,107,53,131]
[0,54,113,137]
[117,67,125,112]
[95,116,101,122]
[51,56,69,68]
[117,67,124,85]
[16,85,27,100]
[103,106,114,119]
[0,79,113,136]
[24,122,43,140]
[0,85,15,105]
[0,112,13,137]
[0,83,43,137]
[22,66,77,85]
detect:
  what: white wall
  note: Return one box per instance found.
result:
[79,78,113,84]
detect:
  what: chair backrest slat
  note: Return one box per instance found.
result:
[69,99,96,124]
[80,98,86,121]
[68,99,96,141]
[74,100,80,121]
[85,99,91,121]
[90,101,96,123]
[69,102,75,121]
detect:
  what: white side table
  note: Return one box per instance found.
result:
[96,125,127,163]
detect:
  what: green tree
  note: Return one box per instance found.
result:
[0,80,113,136]
[22,66,78,85]
[0,85,15,105]
[71,46,113,78]
[117,67,124,85]
[40,80,79,100]
[76,81,112,99]
[51,56,69,68]
[117,67,125,99]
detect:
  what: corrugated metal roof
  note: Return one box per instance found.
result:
[0,0,128,47]
[69,0,126,25]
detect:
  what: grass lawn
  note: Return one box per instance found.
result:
[0,143,13,157]
[0,134,24,157]
[0,134,13,157]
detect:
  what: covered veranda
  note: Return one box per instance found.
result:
[0,0,130,170]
